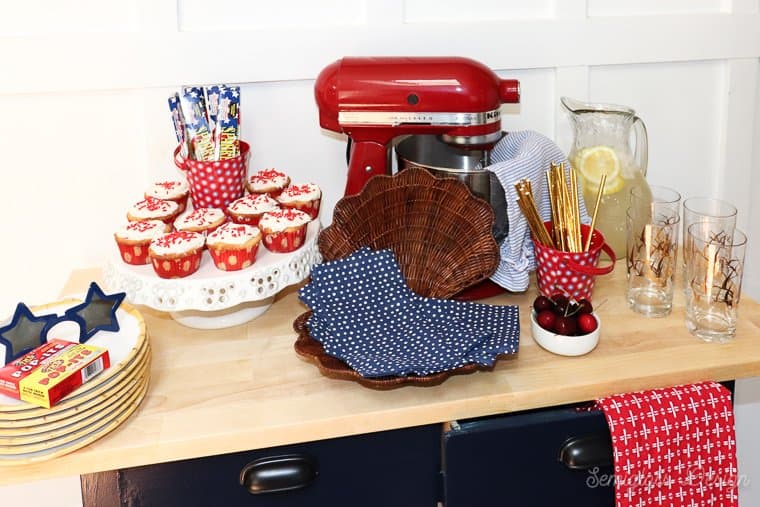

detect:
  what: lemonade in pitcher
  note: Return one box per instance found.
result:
[562,97,651,260]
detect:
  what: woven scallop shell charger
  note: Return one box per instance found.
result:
[294,168,502,389]
[317,167,500,298]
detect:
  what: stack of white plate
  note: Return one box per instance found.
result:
[0,299,150,465]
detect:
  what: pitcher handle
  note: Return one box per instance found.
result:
[632,116,648,178]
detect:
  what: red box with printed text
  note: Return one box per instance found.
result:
[0,339,110,408]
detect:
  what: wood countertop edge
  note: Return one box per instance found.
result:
[2,358,758,485]
[2,265,760,485]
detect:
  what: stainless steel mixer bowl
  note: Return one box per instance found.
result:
[395,135,509,242]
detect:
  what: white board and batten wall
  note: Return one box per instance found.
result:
[1,1,759,504]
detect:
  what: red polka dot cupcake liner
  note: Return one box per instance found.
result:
[150,251,203,279]
[116,243,151,265]
[228,213,264,227]
[208,243,260,271]
[532,222,616,302]
[280,199,320,220]
[262,226,307,253]
[174,142,250,210]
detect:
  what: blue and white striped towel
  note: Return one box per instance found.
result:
[486,131,589,292]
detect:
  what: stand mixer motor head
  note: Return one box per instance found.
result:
[314,56,520,195]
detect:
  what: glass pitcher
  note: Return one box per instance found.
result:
[561,96,651,259]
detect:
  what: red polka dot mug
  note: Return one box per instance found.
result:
[173,142,250,210]
[532,221,616,302]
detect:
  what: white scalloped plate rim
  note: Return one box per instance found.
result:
[0,375,149,465]
[0,372,147,453]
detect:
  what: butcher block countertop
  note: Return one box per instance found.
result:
[4,264,760,485]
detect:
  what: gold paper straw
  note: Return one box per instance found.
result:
[546,170,559,247]
[585,173,607,251]
[555,163,572,251]
[542,162,589,252]
[515,179,554,248]
[559,164,574,251]
[569,165,582,252]
[550,164,566,250]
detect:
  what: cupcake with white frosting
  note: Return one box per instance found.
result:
[114,220,171,265]
[276,183,321,219]
[226,194,280,227]
[148,230,205,278]
[259,208,311,253]
[127,197,180,224]
[245,168,290,198]
[207,223,262,271]
[173,207,226,236]
[145,180,190,214]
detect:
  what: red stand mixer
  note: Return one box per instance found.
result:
[314,56,520,195]
[314,57,520,299]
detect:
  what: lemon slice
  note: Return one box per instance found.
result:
[576,145,623,195]
[576,146,620,184]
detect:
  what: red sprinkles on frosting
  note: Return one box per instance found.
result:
[269,208,307,220]
[154,231,199,247]
[250,169,287,184]
[156,181,182,190]
[127,221,162,232]
[182,208,222,226]
[228,194,277,212]
[279,183,319,199]
[219,225,248,238]
[135,197,174,212]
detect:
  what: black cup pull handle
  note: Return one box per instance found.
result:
[559,434,613,470]
[239,454,318,495]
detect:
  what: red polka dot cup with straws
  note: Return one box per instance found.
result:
[532,221,616,302]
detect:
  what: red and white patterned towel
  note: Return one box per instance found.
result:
[596,381,738,507]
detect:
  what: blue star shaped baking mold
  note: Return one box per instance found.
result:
[0,303,59,365]
[63,282,126,343]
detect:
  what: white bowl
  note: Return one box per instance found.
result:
[530,310,600,356]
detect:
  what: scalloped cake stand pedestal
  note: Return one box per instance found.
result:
[104,221,321,329]
[169,297,275,329]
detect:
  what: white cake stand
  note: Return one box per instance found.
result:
[103,221,322,329]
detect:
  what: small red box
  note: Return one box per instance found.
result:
[0,339,110,408]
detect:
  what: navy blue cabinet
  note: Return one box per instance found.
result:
[443,404,615,507]
[82,383,734,506]
[81,424,441,507]
[81,407,614,507]
[441,381,734,506]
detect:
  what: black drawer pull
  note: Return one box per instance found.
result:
[240,454,318,495]
[558,435,613,470]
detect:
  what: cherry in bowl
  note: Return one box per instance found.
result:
[530,294,600,356]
